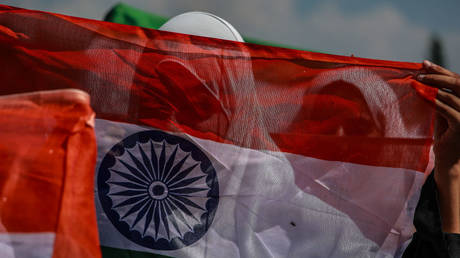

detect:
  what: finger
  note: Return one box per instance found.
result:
[437,90,460,112]
[423,60,460,78]
[417,74,460,93]
[435,98,460,123]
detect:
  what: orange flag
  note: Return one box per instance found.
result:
[0,89,100,258]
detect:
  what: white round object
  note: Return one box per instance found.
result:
[159,11,244,42]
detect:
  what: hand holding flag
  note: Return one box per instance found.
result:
[417,61,460,234]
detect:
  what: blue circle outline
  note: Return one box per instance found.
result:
[98,130,219,250]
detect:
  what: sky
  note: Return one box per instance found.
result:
[3,0,460,72]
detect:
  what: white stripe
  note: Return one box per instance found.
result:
[95,119,423,258]
[0,232,55,258]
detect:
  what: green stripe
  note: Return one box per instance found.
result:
[104,3,168,29]
[101,245,174,258]
[104,3,314,51]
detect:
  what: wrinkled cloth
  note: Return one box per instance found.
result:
[403,172,460,258]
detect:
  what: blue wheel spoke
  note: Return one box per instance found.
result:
[158,141,166,180]
[161,145,178,181]
[169,187,208,195]
[121,198,150,219]
[168,175,205,190]
[169,197,199,223]
[138,145,155,180]
[119,159,150,184]
[110,169,148,186]
[150,141,160,180]
[165,163,198,185]
[110,189,147,197]
[127,150,152,182]
[163,154,189,184]
[131,199,153,229]
[159,202,171,240]
[163,200,182,237]
[165,199,193,231]
[169,194,205,211]
[109,181,147,190]
[143,199,155,236]
[113,194,148,209]
[153,201,161,239]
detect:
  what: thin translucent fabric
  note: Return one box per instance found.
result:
[0,4,437,257]
[0,5,436,170]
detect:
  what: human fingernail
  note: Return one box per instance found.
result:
[423,60,432,68]
[417,74,425,80]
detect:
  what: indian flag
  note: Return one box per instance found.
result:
[0,5,436,258]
